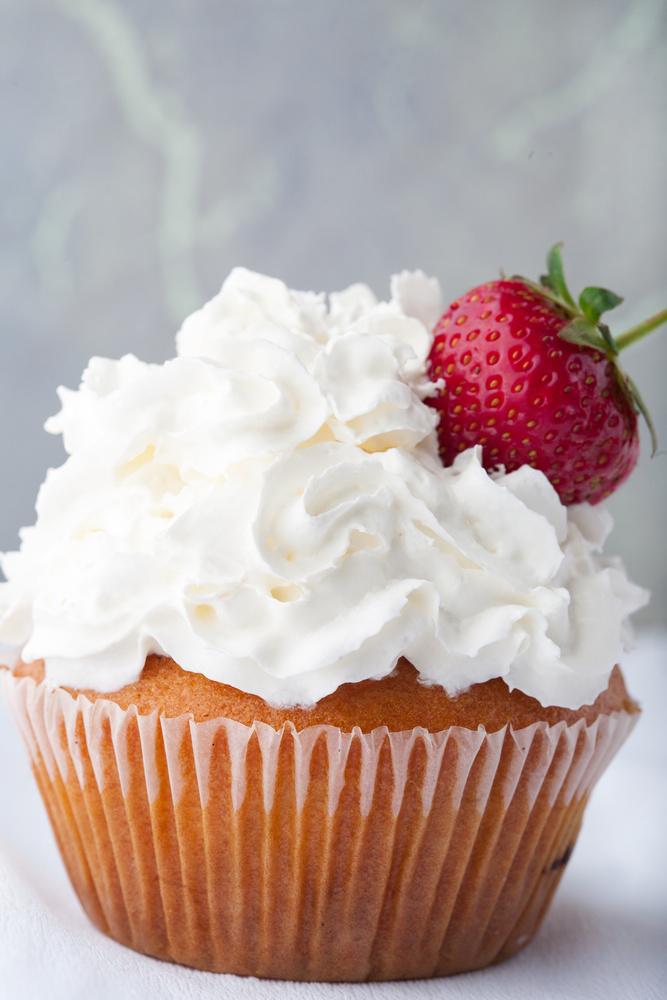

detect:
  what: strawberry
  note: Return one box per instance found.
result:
[427,245,666,504]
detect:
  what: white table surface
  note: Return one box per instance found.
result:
[1,632,665,1000]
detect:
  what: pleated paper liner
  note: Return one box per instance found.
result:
[3,670,636,981]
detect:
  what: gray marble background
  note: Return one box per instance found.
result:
[1,0,666,624]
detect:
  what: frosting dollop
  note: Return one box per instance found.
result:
[0,268,647,708]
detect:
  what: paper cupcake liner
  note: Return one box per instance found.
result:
[2,670,636,981]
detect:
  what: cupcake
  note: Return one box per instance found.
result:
[0,262,652,980]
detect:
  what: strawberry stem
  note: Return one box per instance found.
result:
[616,308,667,351]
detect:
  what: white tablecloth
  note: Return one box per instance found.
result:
[1,633,665,1000]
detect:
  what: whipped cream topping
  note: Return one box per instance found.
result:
[0,268,647,708]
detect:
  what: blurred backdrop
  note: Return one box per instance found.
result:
[1,0,666,624]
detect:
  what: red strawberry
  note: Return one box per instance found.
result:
[427,245,665,504]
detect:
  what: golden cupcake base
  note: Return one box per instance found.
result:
[3,670,635,980]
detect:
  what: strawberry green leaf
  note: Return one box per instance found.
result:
[579,286,624,326]
[597,321,619,356]
[559,318,608,353]
[623,372,659,456]
[544,243,576,309]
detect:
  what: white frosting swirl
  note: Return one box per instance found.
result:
[0,268,647,708]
